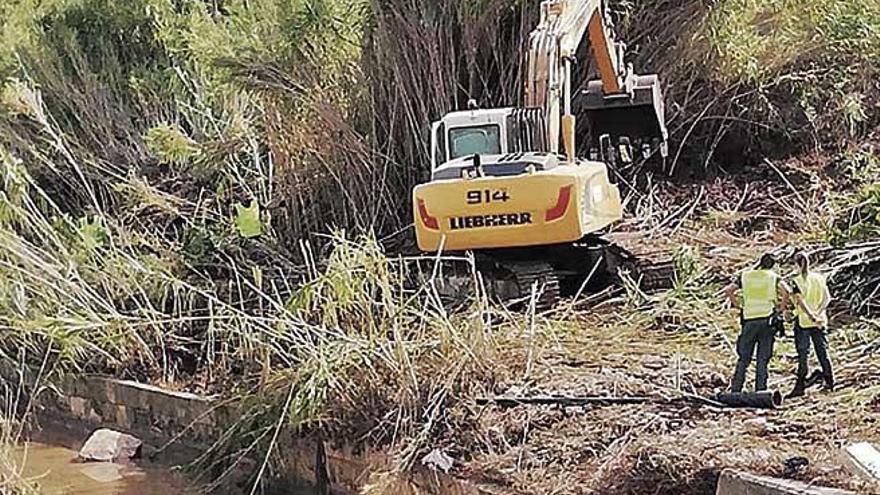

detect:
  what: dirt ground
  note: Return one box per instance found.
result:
[449,163,880,494]
[462,308,879,494]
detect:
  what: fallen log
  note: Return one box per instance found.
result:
[710,391,783,409]
[477,390,782,410]
[475,395,651,407]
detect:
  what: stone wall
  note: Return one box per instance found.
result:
[716,470,856,495]
[37,375,224,453]
[25,374,486,495]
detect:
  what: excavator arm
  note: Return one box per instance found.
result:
[526,0,622,106]
[525,0,667,161]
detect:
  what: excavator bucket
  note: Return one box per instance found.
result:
[581,73,668,160]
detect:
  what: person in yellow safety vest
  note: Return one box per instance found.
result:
[234,197,263,239]
[723,253,791,393]
[787,252,833,398]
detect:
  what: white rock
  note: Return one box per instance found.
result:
[842,442,880,483]
[78,428,142,462]
[421,449,454,473]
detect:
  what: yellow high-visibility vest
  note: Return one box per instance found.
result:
[793,272,829,328]
[235,201,263,239]
[741,269,778,320]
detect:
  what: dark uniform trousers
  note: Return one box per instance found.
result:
[731,317,777,392]
[794,322,833,387]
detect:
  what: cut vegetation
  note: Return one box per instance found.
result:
[0,0,878,494]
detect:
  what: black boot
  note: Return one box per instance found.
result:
[805,370,824,389]
[822,376,835,392]
[787,380,806,399]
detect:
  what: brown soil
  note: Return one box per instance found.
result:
[443,159,880,494]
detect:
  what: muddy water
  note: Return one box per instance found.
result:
[15,441,196,495]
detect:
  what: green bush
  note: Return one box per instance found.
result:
[702,0,880,140]
[704,0,880,84]
[829,182,880,245]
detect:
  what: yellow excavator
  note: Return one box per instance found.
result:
[412,0,671,306]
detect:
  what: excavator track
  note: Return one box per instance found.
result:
[406,257,562,310]
[633,257,676,292]
[501,260,561,310]
[605,233,677,293]
[406,235,673,311]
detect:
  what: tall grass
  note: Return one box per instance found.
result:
[0,0,879,490]
[0,0,394,249]
[0,73,516,487]
[0,363,40,495]
[189,238,516,489]
[0,423,36,495]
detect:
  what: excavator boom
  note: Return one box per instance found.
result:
[525,0,668,162]
[526,0,620,110]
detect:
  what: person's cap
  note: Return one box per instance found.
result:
[759,252,776,268]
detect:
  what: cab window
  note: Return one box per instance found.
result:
[448,125,501,159]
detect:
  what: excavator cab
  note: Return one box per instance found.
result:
[430,107,548,173]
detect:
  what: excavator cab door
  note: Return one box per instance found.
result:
[582,73,668,163]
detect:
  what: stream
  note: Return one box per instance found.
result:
[14,426,197,495]
[14,427,318,495]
